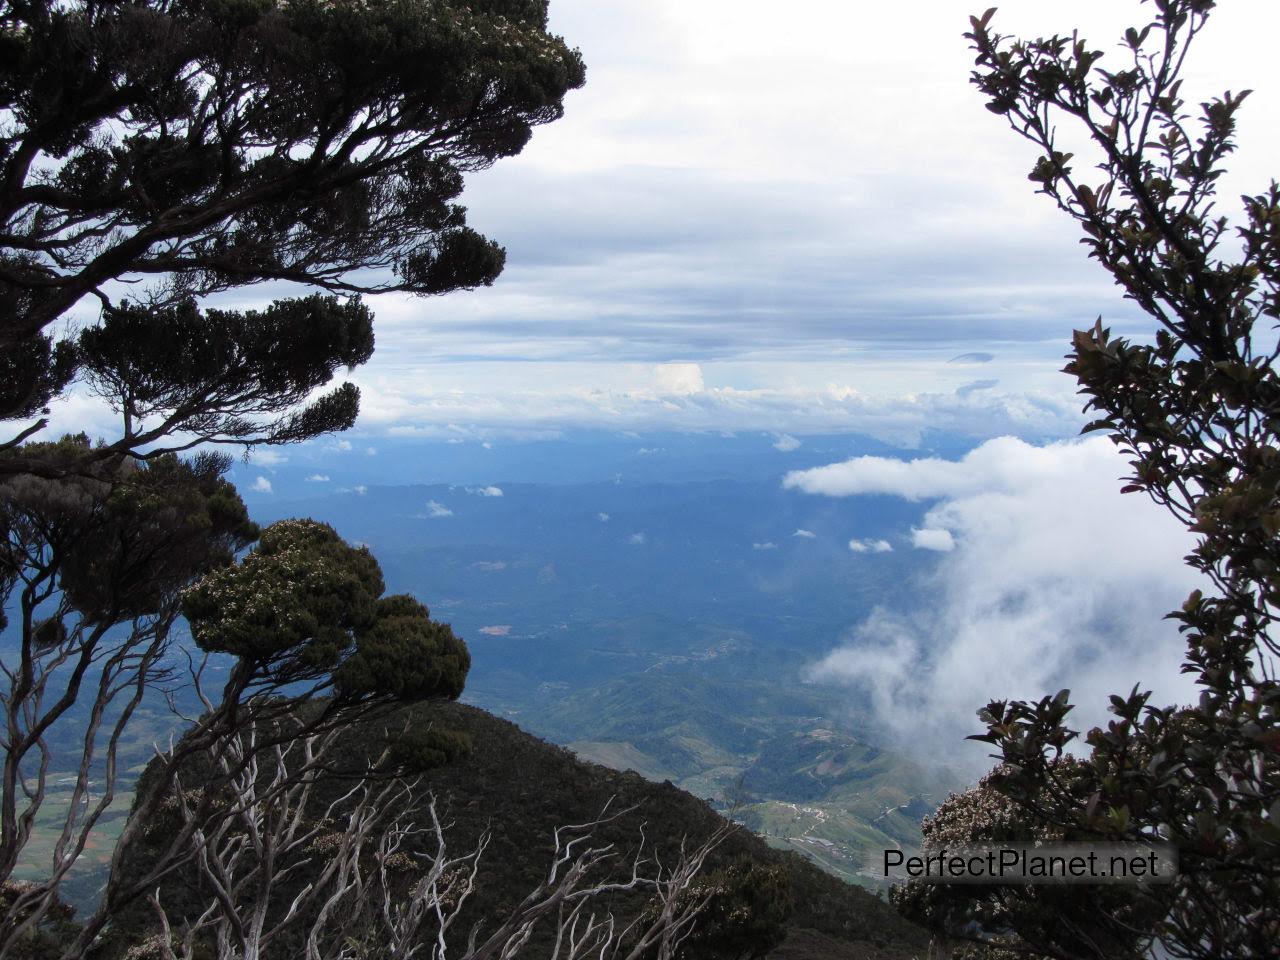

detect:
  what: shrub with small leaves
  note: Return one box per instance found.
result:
[940,3,1280,956]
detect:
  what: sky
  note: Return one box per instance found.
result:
[39,0,1280,446]
[333,0,1280,443]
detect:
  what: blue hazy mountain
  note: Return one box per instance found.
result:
[255,475,931,696]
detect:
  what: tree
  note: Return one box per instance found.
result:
[0,494,472,956]
[652,856,792,960]
[892,761,1168,959]
[121,722,730,960]
[898,2,1279,956]
[0,438,259,910]
[1,0,585,447]
[1,0,584,947]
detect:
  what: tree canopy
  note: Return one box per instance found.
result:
[1,0,585,440]
[181,519,470,701]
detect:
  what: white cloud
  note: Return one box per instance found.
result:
[652,363,704,396]
[628,532,647,545]
[848,538,893,553]
[792,528,816,538]
[798,436,1205,771]
[772,433,801,452]
[366,446,378,456]
[752,541,778,550]
[597,512,611,521]
[353,485,367,496]
[305,473,330,482]
[331,346,1096,446]
[23,3,1280,448]
[422,500,453,518]
[251,476,273,493]
[910,528,954,552]
[248,449,287,467]
[467,485,504,497]
[784,434,1083,500]
[334,440,353,452]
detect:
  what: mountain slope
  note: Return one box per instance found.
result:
[513,671,955,888]
[112,701,929,960]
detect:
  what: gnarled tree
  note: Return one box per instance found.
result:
[1,497,472,957]
[2,0,583,949]
[1,0,585,437]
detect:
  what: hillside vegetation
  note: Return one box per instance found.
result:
[107,701,929,960]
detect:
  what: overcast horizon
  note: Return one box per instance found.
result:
[38,0,1280,448]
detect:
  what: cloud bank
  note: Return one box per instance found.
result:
[792,436,1204,772]
[354,361,1087,447]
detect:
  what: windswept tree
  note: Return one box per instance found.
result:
[894,2,1279,957]
[1,0,585,451]
[1,0,585,952]
[1,486,472,956]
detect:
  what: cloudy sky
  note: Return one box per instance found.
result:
[329,0,1280,442]
[40,0,1280,445]
[250,3,1272,767]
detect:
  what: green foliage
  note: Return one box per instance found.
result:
[941,2,1280,956]
[77,294,375,448]
[671,857,793,960]
[183,521,470,704]
[334,594,470,702]
[183,519,382,661]
[892,762,1167,958]
[0,881,77,960]
[386,726,474,774]
[1,437,259,623]
[0,336,77,424]
[1,0,585,427]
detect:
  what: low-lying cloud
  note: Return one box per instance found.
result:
[910,528,954,552]
[791,436,1204,773]
[848,538,893,554]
